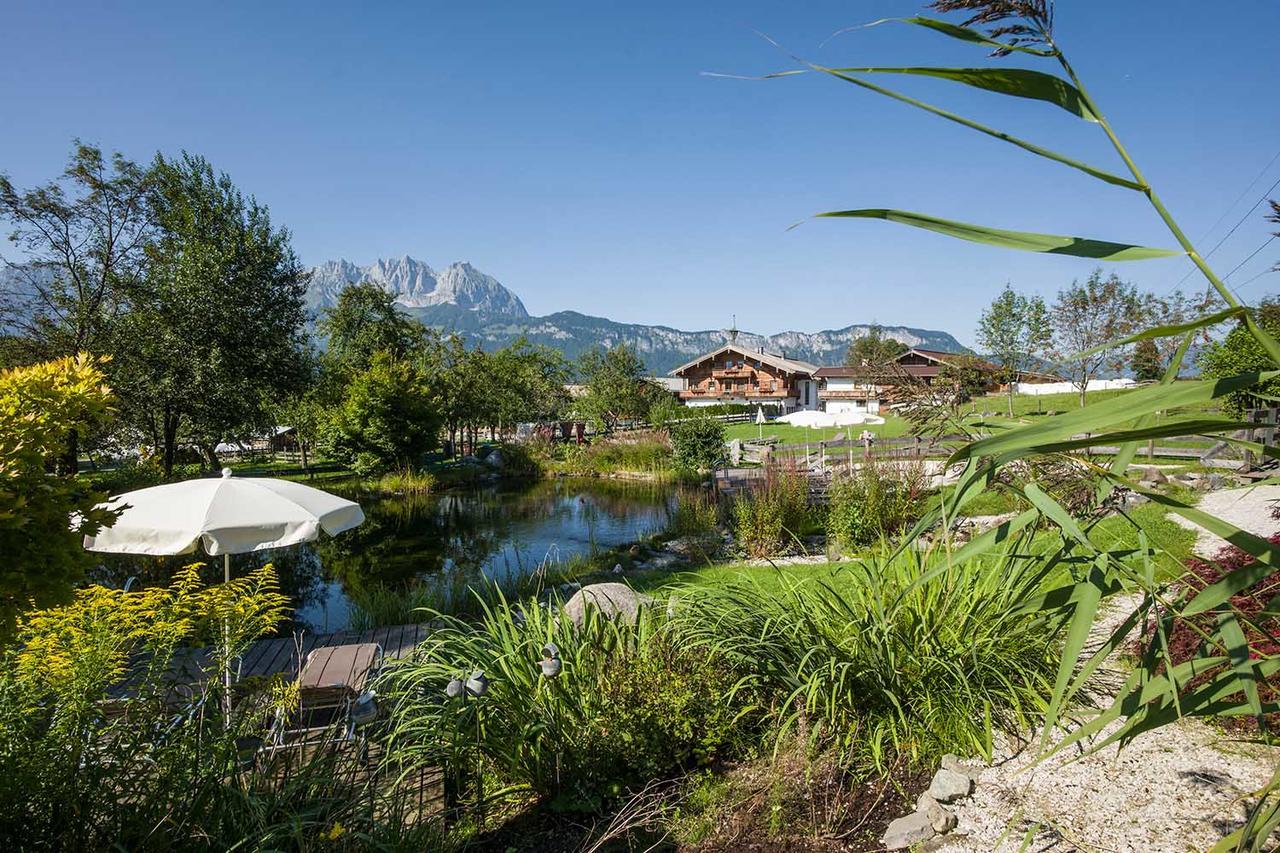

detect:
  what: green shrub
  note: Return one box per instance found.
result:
[541,431,672,476]
[733,466,811,557]
[670,416,727,473]
[826,460,930,552]
[491,441,543,478]
[671,542,1058,769]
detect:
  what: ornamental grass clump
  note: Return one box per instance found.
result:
[733,465,812,557]
[670,541,1059,769]
[826,460,930,552]
[379,589,747,814]
[669,489,722,538]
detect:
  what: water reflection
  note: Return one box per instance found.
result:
[92,478,682,632]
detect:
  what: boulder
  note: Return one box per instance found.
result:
[940,753,981,782]
[484,449,505,469]
[1139,466,1168,484]
[881,812,935,850]
[927,767,973,803]
[664,535,717,557]
[916,793,958,833]
[562,583,651,627]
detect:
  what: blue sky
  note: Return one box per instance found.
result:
[2,1,1278,346]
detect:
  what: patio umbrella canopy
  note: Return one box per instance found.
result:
[85,467,363,557]
[84,468,365,577]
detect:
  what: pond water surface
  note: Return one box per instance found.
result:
[96,478,684,632]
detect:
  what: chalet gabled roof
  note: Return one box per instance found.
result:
[895,348,1000,373]
[669,343,819,378]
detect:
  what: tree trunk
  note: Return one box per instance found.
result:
[199,442,220,471]
[300,440,310,475]
[162,409,180,477]
[60,428,80,476]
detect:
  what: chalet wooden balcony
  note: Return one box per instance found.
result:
[819,389,877,400]
[681,387,793,400]
[712,367,754,379]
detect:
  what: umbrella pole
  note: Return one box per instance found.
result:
[223,553,231,722]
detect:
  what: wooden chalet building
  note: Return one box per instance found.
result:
[670,341,1005,414]
[669,343,820,412]
[892,348,1000,389]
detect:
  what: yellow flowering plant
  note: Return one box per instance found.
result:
[0,563,295,848]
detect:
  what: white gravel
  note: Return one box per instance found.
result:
[1171,484,1280,558]
[930,593,1280,852]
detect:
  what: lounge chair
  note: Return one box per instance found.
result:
[266,642,382,751]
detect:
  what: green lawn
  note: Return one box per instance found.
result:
[962,382,1221,423]
[724,413,912,446]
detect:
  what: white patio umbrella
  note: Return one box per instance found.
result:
[829,412,886,427]
[84,467,365,583]
[755,405,766,440]
[777,410,839,428]
[83,468,365,710]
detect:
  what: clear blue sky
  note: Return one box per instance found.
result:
[3,1,1278,346]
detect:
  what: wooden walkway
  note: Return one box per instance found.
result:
[115,623,433,699]
[236,623,431,681]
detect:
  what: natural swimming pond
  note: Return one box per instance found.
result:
[94,477,686,632]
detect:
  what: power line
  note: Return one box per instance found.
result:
[1197,146,1280,246]
[1222,234,1278,282]
[1236,267,1278,291]
[1157,147,1280,297]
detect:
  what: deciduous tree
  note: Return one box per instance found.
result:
[321,351,440,474]
[1050,269,1142,407]
[575,344,659,434]
[110,153,309,475]
[976,284,1052,415]
[0,355,119,633]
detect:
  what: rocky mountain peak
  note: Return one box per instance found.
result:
[305,256,529,319]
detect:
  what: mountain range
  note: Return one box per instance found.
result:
[304,256,970,374]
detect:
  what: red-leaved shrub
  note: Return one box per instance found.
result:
[1135,534,1280,727]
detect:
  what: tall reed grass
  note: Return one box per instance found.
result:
[671,541,1060,768]
[732,465,811,557]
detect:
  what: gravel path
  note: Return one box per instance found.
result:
[1171,485,1280,558]
[930,594,1279,852]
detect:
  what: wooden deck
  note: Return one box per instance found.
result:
[236,623,431,681]
[114,623,433,699]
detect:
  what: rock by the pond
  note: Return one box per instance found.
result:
[881,811,936,850]
[562,583,651,627]
[640,553,682,571]
[663,535,717,556]
[483,449,504,468]
[927,767,973,803]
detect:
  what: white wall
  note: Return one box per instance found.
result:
[1014,378,1137,396]
[825,399,881,415]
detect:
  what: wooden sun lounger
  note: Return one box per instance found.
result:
[267,642,383,751]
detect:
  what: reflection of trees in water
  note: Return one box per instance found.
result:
[86,478,687,631]
[321,479,686,595]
